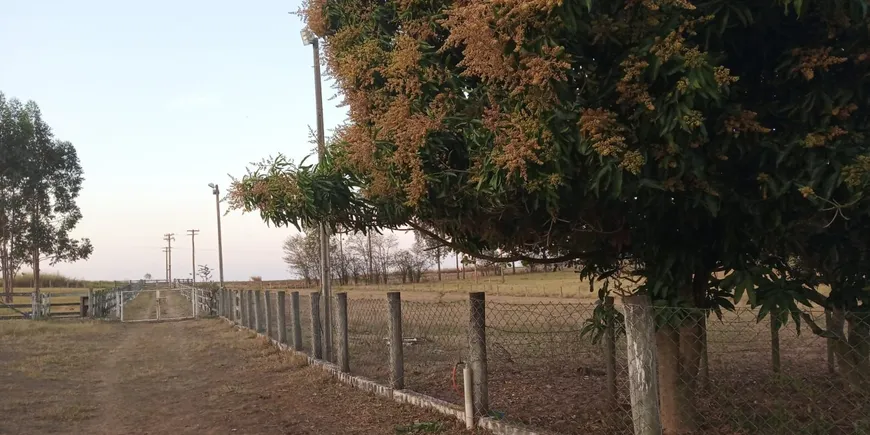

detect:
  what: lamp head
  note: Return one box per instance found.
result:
[301,28,317,46]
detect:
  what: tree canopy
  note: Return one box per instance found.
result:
[228,2,870,430]
[0,92,92,300]
[232,0,870,304]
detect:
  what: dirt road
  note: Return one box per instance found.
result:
[0,303,472,434]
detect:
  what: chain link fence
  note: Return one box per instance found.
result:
[225,289,870,435]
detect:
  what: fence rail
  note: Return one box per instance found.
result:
[213,288,870,435]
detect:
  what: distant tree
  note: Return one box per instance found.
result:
[414,230,447,281]
[144,273,152,280]
[0,93,92,303]
[197,265,213,283]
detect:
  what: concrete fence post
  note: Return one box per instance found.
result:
[826,309,835,374]
[388,291,404,389]
[277,291,287,344]
[771,310,781,373]
[88,289,94,318]
[337,293,350,373]
[245,290,256,329]
[235,290,242,324]
[254,290,263,333]
[468,292,489,417]
[622,294,662,435]
[604,296,617,406]
[238,291,246,327]
[311,292,323,359]
[264,291,273,339]
[291,291,303,351]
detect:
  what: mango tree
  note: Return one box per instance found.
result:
[230,1,870,432]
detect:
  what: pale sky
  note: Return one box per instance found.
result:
[0,0,408,281]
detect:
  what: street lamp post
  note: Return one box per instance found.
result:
[208,183,225,289]
[302,27,333,362]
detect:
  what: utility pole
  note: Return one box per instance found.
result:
[163,233,175,288]
[163,247,170,284]
[302,27,332,362]
[208,183,225,289]
[187,229,199,287]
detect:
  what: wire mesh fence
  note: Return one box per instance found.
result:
[344,297,391,384]
[402,299,468,403]
[228,289,870,435]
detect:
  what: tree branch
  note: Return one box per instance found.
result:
[407,222,599,264]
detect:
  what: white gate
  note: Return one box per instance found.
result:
[120,288,197,322]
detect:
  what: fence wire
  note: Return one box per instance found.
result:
[228,290,870,435]
[401,299,468,403]
[344,297,391,384]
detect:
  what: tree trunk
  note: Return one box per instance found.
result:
[455,253,460,280]
[436,247,442,282]
[656,318,701,435]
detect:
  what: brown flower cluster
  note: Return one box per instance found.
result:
[713,66,739,88]
[617,55,655,110]
[792,47,847,80]
[842,155,870,188]
[441,0,569,110]
[722,110,771,137]
[579,108,645,175]
[832,103,858,120]
[634,0,697,10]
[482,105,547,180]
[302,0,328,37]
[803,127,849,148]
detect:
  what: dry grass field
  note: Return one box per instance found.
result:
[0,292,476,435]
[229,270,596,300]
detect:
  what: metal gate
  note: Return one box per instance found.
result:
[120,288,196,322]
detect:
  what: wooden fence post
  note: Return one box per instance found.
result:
[311,292,323,359]
[771,310,781,373]
[291,292,303,351]
[388,291,404,389]
[277,291,287,344]
[264,291,273,338]
[254,290,263,333]
[604,296,617,406]
[623,294,662,435]
[337,293,350,373]
[468,292,489,417]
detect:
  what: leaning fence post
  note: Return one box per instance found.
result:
[291,292,303,351]
[388,291,404,389]
[771,310,781,373]
[337,293,350,373]
[623,294,662,435]
[311,292,323,359]
[277,291,287,344]
[254,290,263,333]
[264,291,274,338]
[468,292,489,417]
[604,296,617,406]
